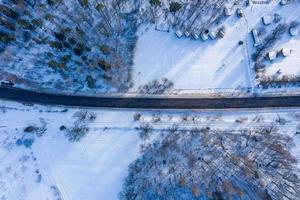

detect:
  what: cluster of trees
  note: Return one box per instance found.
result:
[62,110,96,142]
[0,0,138,93]
[259,74,300,89]
[146,0,236,38]
[252,23,288,63]
[120,125,300,199]
[138,78,174,94]
[252,21,300,89]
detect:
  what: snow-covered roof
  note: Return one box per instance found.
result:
[289,27,298,36]
[281,48,291,57]
[218,30,225,38]
[280,0,293,5]
[224,7,232,16]
[251,29,261,47]
[184,31,190,37]
[192,33,199,40]
[208,31,216,40]
[262,15,273,25]
[175,30,183,38]
[236,8,244,17]
[200,33,208,41]
[267,51,277,60]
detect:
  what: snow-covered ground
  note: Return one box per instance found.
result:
[0,100,300,199]
[259,3,300,76]
[132,0,300,96]
[132,25,252,92]
[0,102,141,200]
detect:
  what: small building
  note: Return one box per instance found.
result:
[267,51,277,60]
[281,48,291,57]
[208,31,217,40]
[289,27,298,36]
[175,30,183,38]
[246,0,252,6]
[262,15,273,25]
[236,8,244,18]
[192,33,199,40]
[280,0,293,5]
[218,29,225,38]
[224,7,232,16]
[184,31,190,37]
[251,29,261,47]
[200,33,208,41]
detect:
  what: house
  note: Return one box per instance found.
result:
[192,33,199,40]
[208,31,216,40]
[224,7,232,16]
[200,33,208,41]
[175,30,183,38]
[280,0,293,5]
[281,48,291,57]
[236,8,244,17]
[251,29,261,47]
[289,27,298,36]
[262,15,273,25]
[218,29,225,38]
[267,51,277,60]
[184,31,190,37]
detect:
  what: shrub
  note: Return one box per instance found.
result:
[24,125,36,132]
[17,19,34,30]
[49,41,63,50]
[0,17,16,31]
[86,75,95,88]
[60,125,66,131]
[133,113,142,121]
[73,110,96,122]
[73,44,85,56]
[68,37,76,45]
[78,0,89,7]
[0,31,15,43]
[65,125,89,142]
[47,0,61,6]
[98,60,111,71]
[45,14,54,21]
[169,2,182,13]
[99,45,110,55]
[54,32,66,41]
[31,18,43,27]
[95,3,105,12]
[0,4,19,19]
[23,138,34,148]
[136,123,153,140]
[23,31,31,42]
[48,60,66,69]
[138,78,174,94]
[149,0,161,6]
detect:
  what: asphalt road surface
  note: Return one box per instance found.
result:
[0,87,300,109]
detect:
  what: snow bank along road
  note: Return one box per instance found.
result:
[0,87,300,109]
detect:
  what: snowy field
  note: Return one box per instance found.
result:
[1,100,300,199]
[0,102,141,200]
[132,1,300,95]
[132,25,252,92]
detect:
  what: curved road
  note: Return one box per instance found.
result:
[0,87,300,109]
